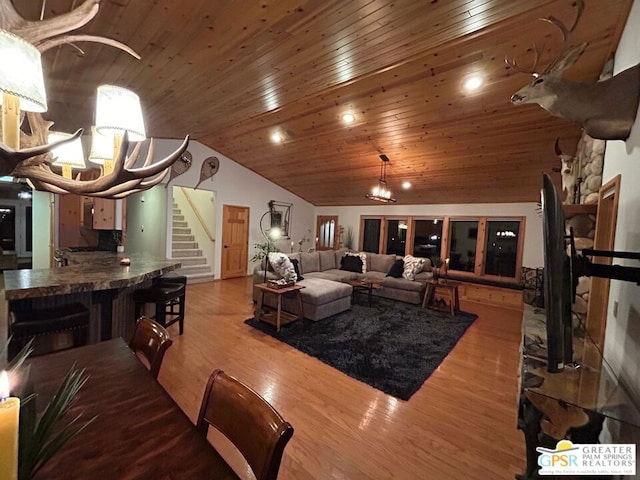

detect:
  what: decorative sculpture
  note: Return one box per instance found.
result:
[506,0,640,141]
[0,0,190,198]
[554,138,579,204]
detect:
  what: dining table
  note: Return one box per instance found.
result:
[27,339,240,480]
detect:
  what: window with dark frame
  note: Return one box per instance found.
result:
[484,220,521,278]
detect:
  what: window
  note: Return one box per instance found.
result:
[412,219,443,258]
[362,218,381,253]
[385,219,407,255]
[484,220,521,278]
[359,214,524,284]
[448,220,478,272]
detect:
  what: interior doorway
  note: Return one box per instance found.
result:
[221,205,249,279]
[316,215,338,251]
[585,174,621,353]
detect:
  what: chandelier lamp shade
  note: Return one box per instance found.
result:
[0,29,47,149]
[366,154,397,203]
[95,85,146,142]
[48,131,86,179]
[88,126,115,165]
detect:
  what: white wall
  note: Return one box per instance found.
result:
[32,191,53,269]
[149,139,316,278]
[126,185,167,259]
[316,202,543,267]
[601,0,640,402]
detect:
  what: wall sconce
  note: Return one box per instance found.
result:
[0,29,47,149]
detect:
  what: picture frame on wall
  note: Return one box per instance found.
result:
[269,201,292,238]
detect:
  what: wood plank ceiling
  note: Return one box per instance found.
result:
[12,0,633,205]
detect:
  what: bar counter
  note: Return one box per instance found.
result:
[2,253,181,344]
[3,253,180,300]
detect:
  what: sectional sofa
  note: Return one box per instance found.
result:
[253,249,434,321]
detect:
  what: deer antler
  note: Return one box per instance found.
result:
[505,44,541,75]
[10,132,189,198]
[505,0,585,76]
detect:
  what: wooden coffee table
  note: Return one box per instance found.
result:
[254,282,305,331]
[346,278,381,307]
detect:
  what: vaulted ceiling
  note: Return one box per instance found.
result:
[12,0,633,205]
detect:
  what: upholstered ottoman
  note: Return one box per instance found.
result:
[260,277,352,321]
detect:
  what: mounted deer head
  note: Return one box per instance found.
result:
[506,0,640,141]
[0,0,190,198]
[554,138,578,204]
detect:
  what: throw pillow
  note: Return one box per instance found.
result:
[344,252,367,273]
[291,258,304,281]
[340,254,363,273]
[402,255,425,281]
[268,252,297,282]
[386,259,404,278]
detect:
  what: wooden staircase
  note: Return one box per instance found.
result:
[171,203,214,283]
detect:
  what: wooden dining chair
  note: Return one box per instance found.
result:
[128,316,173,380]
[196,369,294,480]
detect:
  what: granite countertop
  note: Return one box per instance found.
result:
[3,254,181,300]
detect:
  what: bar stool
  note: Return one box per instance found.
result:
[134,282,186,334]
[9,302,90,360]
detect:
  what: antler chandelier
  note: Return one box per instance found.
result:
[366,154,396,203]
[0,0,189,199]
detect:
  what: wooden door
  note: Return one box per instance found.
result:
[585,175,621,353]
[221,205,249,279]
[316,215,338,250]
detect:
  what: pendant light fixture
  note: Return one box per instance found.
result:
[366,154,397,203]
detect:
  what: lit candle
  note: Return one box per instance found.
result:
[0,371,19,480]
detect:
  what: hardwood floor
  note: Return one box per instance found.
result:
[158,277,525,479]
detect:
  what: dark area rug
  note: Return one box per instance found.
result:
[244,298,477,400]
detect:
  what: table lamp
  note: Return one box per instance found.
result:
[48,131,86,179]
[95,85,145,175]
[0,29,48,149]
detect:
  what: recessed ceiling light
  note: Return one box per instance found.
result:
[271,132,284,144]
[464,75,483,91]
[342,113,355,124]
[402,181,411,189]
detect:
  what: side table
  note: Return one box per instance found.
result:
[422,280,460,315]
[254,283,305,331]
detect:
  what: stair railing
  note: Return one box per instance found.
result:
[179,187,215,243]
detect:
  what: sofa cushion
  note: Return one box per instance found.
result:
[340,254,363,273]
[368,253,395,273]
[297,277,352,305]
[414,271,434,282]
[402,255,425,281]
[308,269,359,282]
[268,252,296,281]
[318,250,336,271]
[386,259,404,278]
[381,276,425,292]
[291,258,304,281]
[334,248,348,267]
[300,252,320,274]
[420,257,433,272]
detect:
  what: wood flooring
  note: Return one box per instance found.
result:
[158,277,525,479]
